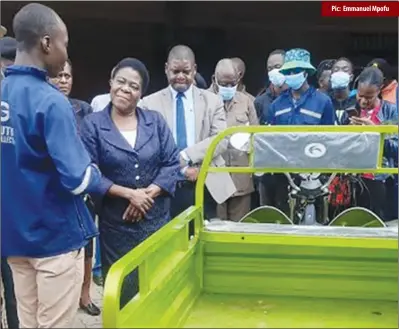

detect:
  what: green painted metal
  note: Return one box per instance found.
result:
[102,125,398,328]
[102,206,203,328]
[103,213,398,327]
[195,125,398,212]
[200,231,397,301]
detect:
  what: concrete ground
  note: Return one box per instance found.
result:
[74,283,104,328]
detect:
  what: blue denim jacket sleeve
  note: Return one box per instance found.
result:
[80,116,114,196]
[43,97,103,196]
[382,101,398,163]
[151,113,180,196]
[384,136,398,165]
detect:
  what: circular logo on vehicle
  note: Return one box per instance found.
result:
[304,143,326,158]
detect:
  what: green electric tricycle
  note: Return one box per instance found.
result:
[103,125,398,328]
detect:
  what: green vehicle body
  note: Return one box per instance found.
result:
[103,125,398,328]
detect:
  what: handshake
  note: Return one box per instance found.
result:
[122,184,161,222]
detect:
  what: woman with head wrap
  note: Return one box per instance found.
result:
[80,58,180,307]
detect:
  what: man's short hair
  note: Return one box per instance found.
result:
[269,49,286,57]
[317,59,336,79]
[12,3,60,51]
[167,45,196,63]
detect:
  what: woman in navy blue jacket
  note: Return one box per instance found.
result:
[80,58,180,307]
[341,66,398,220]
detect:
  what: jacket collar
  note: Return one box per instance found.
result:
[98,104,154,154]
[5,65,47,81]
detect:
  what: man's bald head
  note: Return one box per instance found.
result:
[167,45,196,64]
[231,57,246,77]
[215,58,238,81]
[213,58,240,98]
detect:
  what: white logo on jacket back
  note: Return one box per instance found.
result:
[1,101,15,144]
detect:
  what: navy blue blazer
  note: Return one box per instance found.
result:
[80,105,180,229]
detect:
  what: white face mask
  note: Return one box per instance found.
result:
[330,71,351,90]
[268,68,286,87]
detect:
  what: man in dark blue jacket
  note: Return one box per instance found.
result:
[1,3,105,328]
[268,48,335,125]
[254,49,288,124]
[0,32,19,329]
[266,48,335,215]
[254,49,289,208]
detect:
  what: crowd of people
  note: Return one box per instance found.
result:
[1,2,398,329]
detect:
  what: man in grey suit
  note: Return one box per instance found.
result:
[140,45,236,219]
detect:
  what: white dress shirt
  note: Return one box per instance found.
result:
[90,93,111,112]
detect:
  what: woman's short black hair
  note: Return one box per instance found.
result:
[357,66,384,89]
[111,57,150,94]
[63,58,72,74]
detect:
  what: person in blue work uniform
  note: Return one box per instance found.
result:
[267,48,335,215]
[80,57,181,308]
[1,4,104,328]
[268,48,335,126]
[329,57,357,124]
[50,59,101,316]
[341,67,398,221]
[0,34,19,329]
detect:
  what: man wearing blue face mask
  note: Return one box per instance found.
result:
[268,48,335,125]
[329,57,357,124]
[254,50,290,208]
[210,59,258,221]
[254,49,288,124]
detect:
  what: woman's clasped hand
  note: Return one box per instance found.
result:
[122,184,162,222]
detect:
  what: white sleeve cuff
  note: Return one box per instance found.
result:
[71,166,92,195]
[181,166,189,175]
[180,151,190,162]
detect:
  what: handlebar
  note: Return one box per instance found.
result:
[284,173,301,191]
[284,173,337,192]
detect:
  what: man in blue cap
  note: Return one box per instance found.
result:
[267,48,335,125]
[265,48,335,216]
